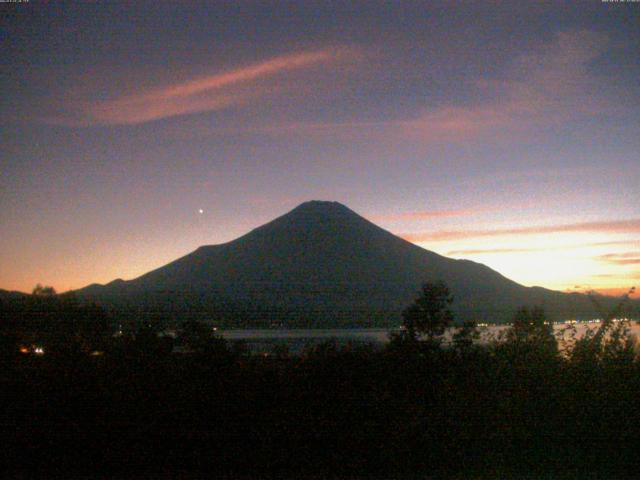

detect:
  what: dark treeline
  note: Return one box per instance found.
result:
[1,284,639,478]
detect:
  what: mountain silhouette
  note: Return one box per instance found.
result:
[76,201,636,326]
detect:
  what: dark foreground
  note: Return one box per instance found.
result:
[2,338,640,480]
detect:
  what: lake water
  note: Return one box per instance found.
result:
[217,322,640,354]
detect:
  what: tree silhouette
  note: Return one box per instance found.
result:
[498,306,558,364]
[569,287,637,365]
[18,286,112,355]
[508,307,554,345]
[32,284,57,296]
[452,320,479,351]
[402,281,454,343]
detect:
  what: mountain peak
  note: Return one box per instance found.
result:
[289,200,352,215]
[275,200,373,231]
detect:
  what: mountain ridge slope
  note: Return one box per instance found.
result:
[75,201,636,326]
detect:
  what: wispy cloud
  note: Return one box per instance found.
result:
[371,208,477,222]
[54,49,351,126]
[253,30,615,142]
[596,252,640,266]
[447,247,542,256]
[67,29,617,139]
[447,240,640,256]
[401,219,640,243]
[401,30,611,139]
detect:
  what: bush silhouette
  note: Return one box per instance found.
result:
[401,281,454,343]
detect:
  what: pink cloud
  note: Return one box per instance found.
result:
[371,208,477,222]
[400,219,640,243]
[401,31,611,139]
[596,252,640,266]
[447,240,640,256]
[261,30,614,142]
[447,247,541,255]
[57,48,352,126]
[47,29,621,140]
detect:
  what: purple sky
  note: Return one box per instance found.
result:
[2,1,639,296]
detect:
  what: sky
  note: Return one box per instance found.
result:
[1,1,639,296]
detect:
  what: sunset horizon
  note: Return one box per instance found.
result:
[2,198,637,299]
[2,1,639,297]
